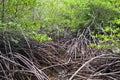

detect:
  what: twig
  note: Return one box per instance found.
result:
[69,54,112,80]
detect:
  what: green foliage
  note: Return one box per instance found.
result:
[0,0,51,42]
[37,0,120,37]
[0,0,120,49]
[37,0,90,36]
[31,32,52,41]
[92,26,120,52]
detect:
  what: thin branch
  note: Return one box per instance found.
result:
[69,54,112,80]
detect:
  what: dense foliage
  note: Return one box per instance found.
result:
[0,0,120,80]
[0,0,120,50]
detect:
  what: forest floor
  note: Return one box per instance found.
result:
[0,34,120,80]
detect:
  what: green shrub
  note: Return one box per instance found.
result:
[0,0,120,47]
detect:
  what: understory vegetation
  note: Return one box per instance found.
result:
[0,0,120,80]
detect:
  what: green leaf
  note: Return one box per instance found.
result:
[96,45,102,49]
[117,33,120,37]
[11,38,19,44]
[112,29,117,33]
[89,43,95,48]
[105,26,111,32]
